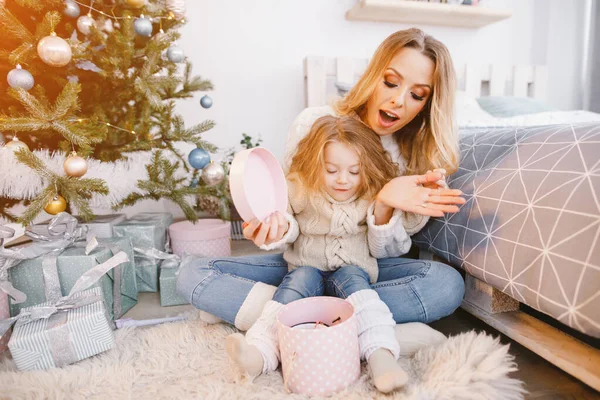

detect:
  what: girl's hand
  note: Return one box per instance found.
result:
[242,212,290,247]
[376,172,465,218]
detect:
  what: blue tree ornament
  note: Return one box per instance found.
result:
[188,148,211,169]
[200,95,213,109]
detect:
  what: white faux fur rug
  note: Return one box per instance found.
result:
[0,312,525,400]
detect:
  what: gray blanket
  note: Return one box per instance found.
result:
[413,123,600,338]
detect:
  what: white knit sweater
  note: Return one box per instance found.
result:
[282,106,430,244]
[261,175,412,283]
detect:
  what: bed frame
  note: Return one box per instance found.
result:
[304,56,599,391]
[304,56,548,107]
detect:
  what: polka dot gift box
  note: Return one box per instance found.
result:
[277,297,360,396]
[168,219,231,258]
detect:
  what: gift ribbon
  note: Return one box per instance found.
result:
[1,213,126,318]
[0,213,89,304]
[133,247,197,274]
[120,213,172,252]
[0,250,129,368]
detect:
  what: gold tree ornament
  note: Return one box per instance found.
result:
[37,33,72,67]
[4,137,29,151]
[44,195,67,215]
[63,152,88,177]
[166,0,186,19]
[124,0,146,8]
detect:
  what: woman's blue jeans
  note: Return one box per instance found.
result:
[176,253,465,327]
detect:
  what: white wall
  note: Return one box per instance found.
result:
[8,0,588,222]
[175,0,586,167]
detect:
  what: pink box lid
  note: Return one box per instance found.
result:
[169,219,231,241]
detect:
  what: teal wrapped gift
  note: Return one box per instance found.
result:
[7,287,114,371]
[159,267,188,307]
[113,212,173,293]
[8,239,137,320]
[135,258,160,292]
[113,212,173,251]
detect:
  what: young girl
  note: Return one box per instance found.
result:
[226,115,411,394]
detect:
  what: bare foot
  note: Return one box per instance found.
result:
[368,348,408,393]
[199,311,222,324]
[225,333,264,377]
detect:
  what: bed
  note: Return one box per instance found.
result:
[304,56,600,390]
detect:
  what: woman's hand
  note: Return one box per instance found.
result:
[422,168,449,190]
[376,171,465,218]
[242,212,290,247]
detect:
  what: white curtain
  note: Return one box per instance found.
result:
[585,0,599,112]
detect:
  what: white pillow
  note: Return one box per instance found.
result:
[454,90,496,127]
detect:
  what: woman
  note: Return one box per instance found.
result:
[177,28,466,343]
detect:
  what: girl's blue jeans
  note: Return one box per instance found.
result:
[272,265,372,305]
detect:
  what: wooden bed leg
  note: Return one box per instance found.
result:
[463,274,519,314]
[460,273,600,391]
[419,252,600,390]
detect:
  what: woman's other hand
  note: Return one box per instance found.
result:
[376,172,465,218]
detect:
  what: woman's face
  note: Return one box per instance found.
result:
[364,47,434,136]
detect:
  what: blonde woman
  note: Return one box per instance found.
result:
[227,115,409,392]
[178,28,466,354]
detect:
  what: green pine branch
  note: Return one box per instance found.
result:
[0,83,104,148]
[13,148,109,225]
[113,150,200,221]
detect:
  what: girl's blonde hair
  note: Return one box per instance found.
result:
[334,28,459,175]
[289,115,397,200]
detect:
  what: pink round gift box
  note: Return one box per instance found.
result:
[277,297,360,396]
[229,147,288,223]
[168,219,231,257]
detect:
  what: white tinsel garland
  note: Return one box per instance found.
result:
[0,148,190,209]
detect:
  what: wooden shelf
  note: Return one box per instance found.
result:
[346,0,512,28]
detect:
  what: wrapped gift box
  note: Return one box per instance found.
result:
[113,212,173,251]
[8,287,114,371]
[169,219,231,258]
[8,237,137,320]
[0,292,10,353]
[135,258,160,293]
[31,214,126,239]
[114,212,173,293]
[159,267,188,307]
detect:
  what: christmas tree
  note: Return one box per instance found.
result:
[0,0,231,226]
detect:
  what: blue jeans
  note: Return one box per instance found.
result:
[177,253,465,326]
[272,265,371,305]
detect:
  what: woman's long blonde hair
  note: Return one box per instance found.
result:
[334,28,459,175]
[289,115,397,200]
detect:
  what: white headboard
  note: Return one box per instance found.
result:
[304,56,548,108]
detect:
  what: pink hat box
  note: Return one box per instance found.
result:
[229,147,288,223]
[168,219,231,258]
[277,297,360,396]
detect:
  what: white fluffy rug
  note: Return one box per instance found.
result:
[0,312,525,400]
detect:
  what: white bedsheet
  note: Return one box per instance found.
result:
[458,110,600,129]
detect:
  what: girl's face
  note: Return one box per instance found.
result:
[322,141,361,202]
[364,47,434,137]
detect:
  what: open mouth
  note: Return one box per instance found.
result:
[379,110,399,127]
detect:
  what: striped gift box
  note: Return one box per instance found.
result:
[0,292,10,353]
[8,287,115,371]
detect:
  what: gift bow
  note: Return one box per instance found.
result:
[0,212,94,304]
[0,250,129,339]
